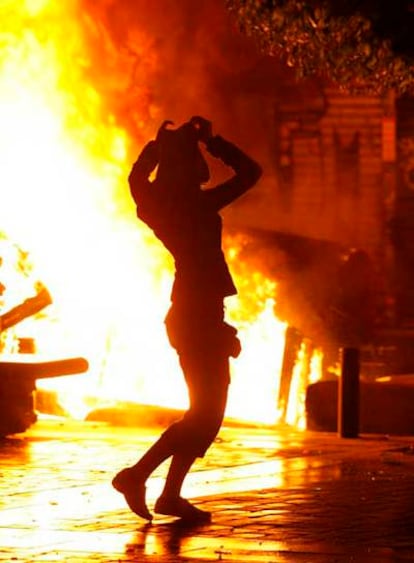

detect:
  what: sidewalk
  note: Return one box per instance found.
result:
[1,418,414,562]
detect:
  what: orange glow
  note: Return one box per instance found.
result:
[0,1,321,425]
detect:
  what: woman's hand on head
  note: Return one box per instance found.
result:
[190,116,213,144]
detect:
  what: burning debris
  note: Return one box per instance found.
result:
[0,285,51,335]
[0,233,89,436]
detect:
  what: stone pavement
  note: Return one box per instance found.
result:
[1,418,414,562]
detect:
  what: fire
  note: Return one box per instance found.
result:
[0,1,321,426]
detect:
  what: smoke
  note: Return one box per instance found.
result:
[79,0,276,155]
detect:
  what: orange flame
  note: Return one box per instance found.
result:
[0,0,321,426]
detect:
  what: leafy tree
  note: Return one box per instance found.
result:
[225,0,414,94]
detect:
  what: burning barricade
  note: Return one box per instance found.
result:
[0,235,88,436]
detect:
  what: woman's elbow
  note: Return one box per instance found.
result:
[252,161,263,184]
[244,160,263,187]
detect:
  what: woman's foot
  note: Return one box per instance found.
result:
[112,467,152,521]
[154,495,211,522]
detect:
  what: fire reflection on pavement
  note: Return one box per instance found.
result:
[1,419,413,561]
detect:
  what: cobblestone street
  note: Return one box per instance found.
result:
[1,418,414,562]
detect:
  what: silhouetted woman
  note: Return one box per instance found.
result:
[112,116,262,522]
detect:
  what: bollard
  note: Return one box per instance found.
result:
[338,347,360,438]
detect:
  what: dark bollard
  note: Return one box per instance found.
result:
[338,347,360,438]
